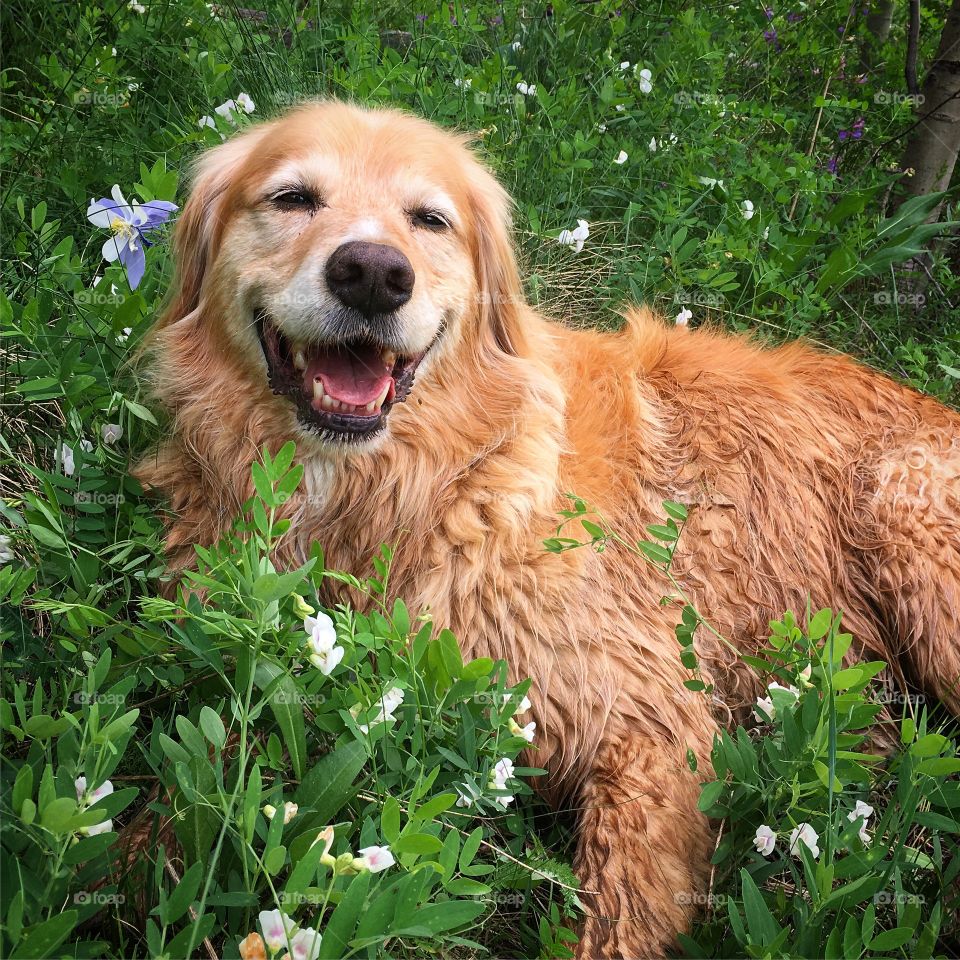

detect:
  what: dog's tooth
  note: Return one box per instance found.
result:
[365,400,376,413]
[321,394,336,411]
[382,349,397,367]
[312,378,324,402]
[376,382,390,407]
[294,349,307,371]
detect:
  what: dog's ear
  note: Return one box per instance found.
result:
[469,167,528,358]
[156,135,254,330]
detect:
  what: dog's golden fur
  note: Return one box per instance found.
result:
[138,101,960,958]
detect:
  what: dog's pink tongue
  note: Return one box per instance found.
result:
[303,345,392,406]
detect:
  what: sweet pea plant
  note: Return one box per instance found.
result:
[550,499,960,958]
[3,0,960,957]
[2,443,569,959]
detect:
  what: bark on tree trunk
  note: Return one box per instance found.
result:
[894,0,960,223]
[860,0,896,74]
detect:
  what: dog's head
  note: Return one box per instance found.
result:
[158,101,526,448]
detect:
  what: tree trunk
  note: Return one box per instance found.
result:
[894,0,960,223]
[860,0,896,74]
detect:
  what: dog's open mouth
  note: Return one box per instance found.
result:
[256,312,424,440]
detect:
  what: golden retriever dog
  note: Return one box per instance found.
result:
[137,101,960,958]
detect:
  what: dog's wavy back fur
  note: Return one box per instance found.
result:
[136,101,960,959]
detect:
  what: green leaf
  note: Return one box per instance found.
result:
[393,832,443,856]
[294,739,367,820]
[255,661,308,779]
[318,870,371,959]
[161,861,203,926]
[868,927,915,951]
[10,912,78,959]
[739,868,780,945]
[198,706,226,749]
[396,899,486,935]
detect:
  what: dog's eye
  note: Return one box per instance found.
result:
[411,210,450,230]
[270,189,319,211]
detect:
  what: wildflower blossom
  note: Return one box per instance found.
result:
[101,423,123,445]
[355,845,395,873]
[741,199,755,220]
[235,92,255,114]
[789,822,820,859]
[675,307,693,327]
[614,150,628,165]
[355,685,404,734]
[509,717,537,742]
[558,219,590,253]
[258,910,296,954]
[289,928,322,960]
[649,137,658,152]
[511,40,521,51]
[304,612,344,675]
[198,115,217,130]
[516,81,536,96]
[75,777,114,835]
[454,78,472,89]
[698,176,725,191]
[637,68,652,93]
[754,824,776,856]
[87,185,177,289]
[238,932,266,960]
[129,0,146,11]
[620,61,631,70]
[0,535,13,565]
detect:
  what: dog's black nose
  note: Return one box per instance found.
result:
[324,241,415,316]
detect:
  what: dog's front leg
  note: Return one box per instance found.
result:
[573,735,713,960]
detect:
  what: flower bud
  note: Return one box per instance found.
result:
[292,593,315,618]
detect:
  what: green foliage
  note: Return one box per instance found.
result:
[2,0,959,956]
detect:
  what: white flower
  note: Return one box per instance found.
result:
[558,219,590,254]
[511,40,522,51]
[117,326,133,342]
[455,783,479,808]
[83,819,114,836]
[515,694,531,713]
[649,137,658,152]
[493,793,514,808]
[0,535,13,565]
[75,777,114,836]
[101,423,123,445]
[698,176,726,191]
[282,801,298,823]
[79,439,93,454]
[309,645,345,676]
[798,663,813,687]
[356,685,404,734]
[516,81,536,96]
[60,443,76,476]
[614,150,628,165]
[667,132,679,145]
[215,99,238,122]
[597,122,607,133]
[858,823,872,845]
[198,115,216,130]
[263,804,277,820]
[289,928,322,960]
[847,800,874,823]
[454,78,472,89]
[128,0,146,12]
[356,845,395,873]
[675,307,693,328]
[741,199,755,220]
[509,718,537,742]
[754,825,777,856]
[491,757,515,787]
[753,694,774,720]
[304,613,337,655]
[235,92,255,114]
[789,823,820,859]
[614,103,625,112]
[259,910,296,954]
[620,61,631,70]
[762,226,770,240]
[637,68,653,93]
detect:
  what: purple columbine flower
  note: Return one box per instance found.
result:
[87,185,177,290]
